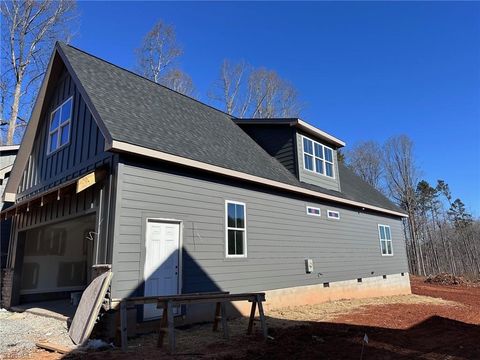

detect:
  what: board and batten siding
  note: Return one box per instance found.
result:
[110,160,408,299]
[238,125,297,176]
[17,69,110,201]
[296,132,341,192]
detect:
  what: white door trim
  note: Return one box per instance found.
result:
[143,218,183,318]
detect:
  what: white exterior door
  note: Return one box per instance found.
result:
[143,220,180,320]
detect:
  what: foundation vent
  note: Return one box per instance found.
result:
[401,272,405,276]
[357,278,362,283]
[323,282,330,288]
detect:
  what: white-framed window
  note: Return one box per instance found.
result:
[327,210,340,220]
[378,224,393,256]
[48,97,73,154]
[306,206,321,217]
[225,201,247,257]
[302,136,335,178]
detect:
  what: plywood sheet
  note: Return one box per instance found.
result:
[68,271,113,345]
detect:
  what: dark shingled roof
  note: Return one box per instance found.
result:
[59,43,403,215]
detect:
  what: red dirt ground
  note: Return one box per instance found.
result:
[235,277,480,360]
[27,276,480,359]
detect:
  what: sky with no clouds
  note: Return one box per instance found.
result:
[72,1,480,215]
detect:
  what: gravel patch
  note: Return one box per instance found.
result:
[0,308,74,359]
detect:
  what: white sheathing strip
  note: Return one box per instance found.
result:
[0,145,20,151]
[109,140,407,218]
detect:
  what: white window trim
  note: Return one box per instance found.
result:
[301,135,335,179]
[306,206,321,217]
[327,210,340,220]
[378,224,393,256]
[47,96,73,155]
[225,200,247,258]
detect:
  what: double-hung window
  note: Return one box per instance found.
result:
[48,97,73,154]
[226,201,247,257]
[378,224,393,256]
[302,136,335,178]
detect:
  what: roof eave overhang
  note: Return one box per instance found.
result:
[2,43,113,204]
[296,119,346,148]
[234,118,346,148]
[106,139,407,218]
[1,50,57,204]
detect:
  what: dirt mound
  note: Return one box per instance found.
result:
[425,273,469,286]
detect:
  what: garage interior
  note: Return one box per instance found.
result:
[18,214,96,307]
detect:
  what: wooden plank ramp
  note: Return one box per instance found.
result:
[35,341,73,354]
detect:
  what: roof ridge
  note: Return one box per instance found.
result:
[58,42,238,120]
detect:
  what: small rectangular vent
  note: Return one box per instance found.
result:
[401,272,405,276]
[357,278,362,283]
[383,275,387,279]
[306,206,321,217]
[323,282,330,288]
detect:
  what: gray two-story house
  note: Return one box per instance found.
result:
[1,43,410,320]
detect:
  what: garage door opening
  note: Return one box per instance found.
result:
[19,214,96,305]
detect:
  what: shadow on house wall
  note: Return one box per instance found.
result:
[119,248,244,325]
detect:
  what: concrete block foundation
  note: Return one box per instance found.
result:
[232,272,411,315]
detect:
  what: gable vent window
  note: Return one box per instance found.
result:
[48,97,73,154]
[327,210,340,220]
[226,201,247,257]
[306,206,321,217]
[302,136,335,178]
[378,224,393,256]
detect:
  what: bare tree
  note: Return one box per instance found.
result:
[383,135,424,274]
[161,68,195,96]
[345,134,480,278]
[1,0,77,145]
[136,20,182,83]
[208,60,249,116]
[248,68,301,118]
[209,60,302,118]
[346,140,384,191]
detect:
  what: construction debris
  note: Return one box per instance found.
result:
[424,273,479,286]
[35,341,72,354]
[68,271,113,345]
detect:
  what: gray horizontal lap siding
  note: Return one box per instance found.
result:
[0,152,17,171]
[111,160,408,299]
[296,132,341,192]
[18,69,109,200]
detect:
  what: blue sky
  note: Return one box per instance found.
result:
[74,1,480,215]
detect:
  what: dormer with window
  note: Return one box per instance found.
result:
[296,129,342,191]
[301,136,335,178]
[235,118,344,192]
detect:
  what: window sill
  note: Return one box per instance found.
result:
[46,142,69,158]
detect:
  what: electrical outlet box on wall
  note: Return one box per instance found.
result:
[305,258,314,273]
